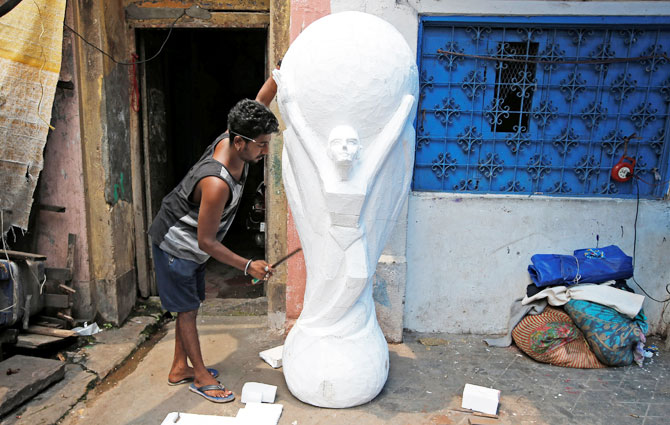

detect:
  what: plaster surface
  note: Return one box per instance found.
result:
[276,11,418,407]
[405,193,670,334]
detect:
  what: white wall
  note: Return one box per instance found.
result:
[405,193,670,333]
[332,0,670,335]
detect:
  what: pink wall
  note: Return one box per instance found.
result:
[35,2,93,320]
[289,0,331,42]
[285,212,306,326]
[285,0,330,328]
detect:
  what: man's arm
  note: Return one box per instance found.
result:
[255,75,278,107]
[196,177,271,280]
[256,58,282,106]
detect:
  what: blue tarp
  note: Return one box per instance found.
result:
[528,245,634,287]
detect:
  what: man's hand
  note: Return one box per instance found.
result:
[248,260,274,282]
[273,69,290,103]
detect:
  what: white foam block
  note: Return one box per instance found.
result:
[259,345,283,368]
[160,412,237,425]
[236,402,283,425]
[461,383,501,415]
[241,382,277,403]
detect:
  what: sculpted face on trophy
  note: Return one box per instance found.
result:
[274,11,419,409]
[327,125,361,180]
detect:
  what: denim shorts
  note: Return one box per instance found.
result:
[152,244,206,313]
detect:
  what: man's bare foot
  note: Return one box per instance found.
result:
[193,373,233,399]
[168,366,217,385]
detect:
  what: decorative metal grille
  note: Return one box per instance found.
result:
[414,16,670,198]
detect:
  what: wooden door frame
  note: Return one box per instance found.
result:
[125,1,289,323]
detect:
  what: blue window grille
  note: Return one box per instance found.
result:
[414,16,670,198]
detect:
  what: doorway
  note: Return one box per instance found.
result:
[138,28,268,299]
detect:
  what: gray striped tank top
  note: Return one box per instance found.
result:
[149,132,247,264]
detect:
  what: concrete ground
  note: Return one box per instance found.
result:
[3,303,669,425]
[53,313,670,424]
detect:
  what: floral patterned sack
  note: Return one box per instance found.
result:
[564,299,647,366]
[512,307,605,368]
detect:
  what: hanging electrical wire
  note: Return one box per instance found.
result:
[62,9,186,66]
[31,0,54,130]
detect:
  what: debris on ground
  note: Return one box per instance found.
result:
[259,345,283,368]
[418,337,449,346]
[72,322,101,336]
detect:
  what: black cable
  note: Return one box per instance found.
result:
[0,0,23,18]
[62,10,185,66]
[629,177,670,303]
[635,174,670,187]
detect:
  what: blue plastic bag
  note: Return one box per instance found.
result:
[528,245,633,287]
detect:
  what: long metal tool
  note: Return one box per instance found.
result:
[271,247,302,268]
[251,248,303,285]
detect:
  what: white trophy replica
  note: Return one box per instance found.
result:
[274,11,418,408]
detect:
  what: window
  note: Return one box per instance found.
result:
[492,41,538,133]
[414,16,670,198]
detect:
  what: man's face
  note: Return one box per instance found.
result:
[239,133,272,163]
[327,125,361,164]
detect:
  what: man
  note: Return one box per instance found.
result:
[149,78,279,403]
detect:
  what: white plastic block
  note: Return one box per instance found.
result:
[461,383,501,415]
[259,345,283,369]
[160,412,237,425]
[241,382,277,404]
[236,402,283,425]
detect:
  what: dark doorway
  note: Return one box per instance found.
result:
[138,28,267,299]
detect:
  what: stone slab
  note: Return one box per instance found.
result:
[4,364,96,425]
[0,355,66,416]
[374,259,407,343]
[84,315,157,379]
[16,333,73,349]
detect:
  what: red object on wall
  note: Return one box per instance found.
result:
[611,155,636,183]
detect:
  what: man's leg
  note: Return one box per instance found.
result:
[167,317,190,383]
[167,316,218,383]
[151,245,226,396]
[176,309,232,398]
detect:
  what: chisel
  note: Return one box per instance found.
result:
[252,248,303,284]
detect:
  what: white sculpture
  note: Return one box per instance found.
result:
[274,11,418,408]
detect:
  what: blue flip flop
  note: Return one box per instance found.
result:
[167,368,219,386]
[189,383,235,403]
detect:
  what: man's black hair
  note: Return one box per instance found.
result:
[227,99,279,143]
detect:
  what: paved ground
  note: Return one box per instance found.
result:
[46,313,669,425]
